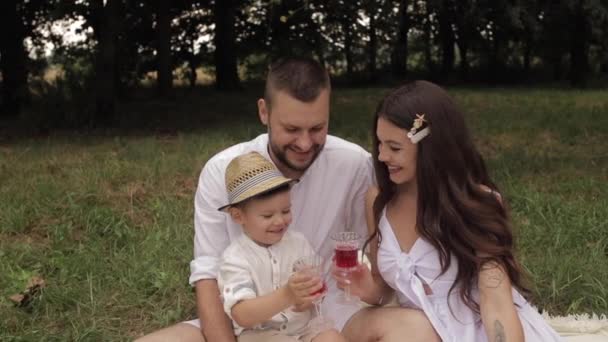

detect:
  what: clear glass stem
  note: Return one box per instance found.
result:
[339,268,356,302]
[344,282,352,301]
[314,302,322,318]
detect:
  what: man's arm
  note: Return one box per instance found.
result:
[196,280,236,342]
[346,154,375,236]
[191,160,235,341]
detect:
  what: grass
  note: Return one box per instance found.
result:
[1,86,607,340]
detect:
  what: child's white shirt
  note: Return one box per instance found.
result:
[218,230,316,336]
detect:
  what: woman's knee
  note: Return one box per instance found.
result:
[379,308,440,342]
[343,307,439,342]
[342,307,386,341]
[134,323,205,342]
[312,329,346,342]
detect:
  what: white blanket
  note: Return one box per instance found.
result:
[545,313,608,341]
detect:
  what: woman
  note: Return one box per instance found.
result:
[340,81,561,341]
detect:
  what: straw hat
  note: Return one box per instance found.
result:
[218,152,296,211]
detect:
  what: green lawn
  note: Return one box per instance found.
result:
[1,87,607,341]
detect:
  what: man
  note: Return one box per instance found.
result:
[137,58,437,342]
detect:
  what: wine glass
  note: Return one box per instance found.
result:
[292,255,334,334]
[331,231,361,303]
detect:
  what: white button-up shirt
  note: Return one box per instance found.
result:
[218,231,315,336]
[189,134,374,329]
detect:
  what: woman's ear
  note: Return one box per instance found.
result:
[228,207,245,225]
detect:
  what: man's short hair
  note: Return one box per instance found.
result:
[264,57,330,110]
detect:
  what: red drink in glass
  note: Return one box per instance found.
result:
[311,282,327,296]
[331,231,361,303]
[335,246,358,269]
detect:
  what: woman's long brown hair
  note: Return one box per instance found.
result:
[363,80,529,313]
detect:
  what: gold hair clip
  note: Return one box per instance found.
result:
[407,114,430,144]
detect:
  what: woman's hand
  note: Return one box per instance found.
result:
[332,262,381,304]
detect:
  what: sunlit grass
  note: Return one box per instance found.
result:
[1,86,607,340]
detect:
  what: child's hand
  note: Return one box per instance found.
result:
[286,268,323,309]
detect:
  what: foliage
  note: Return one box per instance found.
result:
[2,0,608,123]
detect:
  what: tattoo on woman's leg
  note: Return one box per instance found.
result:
[494,320,505,342]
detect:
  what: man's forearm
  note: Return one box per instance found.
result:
[196,279,236,342]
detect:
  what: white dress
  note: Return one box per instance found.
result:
[376,208,563,342]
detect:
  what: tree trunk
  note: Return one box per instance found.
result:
[454,6,471,80]
[600,38,608,74]
[487,31,503,82]
[157,0,172,96]
[456,40,469,78]
[186,36,198,89]
[551,55,563,81]
[269,1,291,57]
[601,47,608,74]
[523,38,531,72]
[341,16,354,76]
[214,0,240,90]
[569,1,589,87]
[422,2,434,74]
[0,0,28,119]
[315,40,325,68]
[438,0,455,77]
[345,33,353,75]
[306,15,326,67]
[189,56,197,89]
[391,0,409,78]
[367,8,377,81]
[93,0,120,126]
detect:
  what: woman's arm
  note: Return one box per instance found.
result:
[365,187,394,304]
[343,186,393,305]
[478,261,524,342]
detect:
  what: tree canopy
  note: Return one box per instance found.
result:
[1,0,607,125]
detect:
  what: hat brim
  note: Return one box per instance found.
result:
[218,178,298,212]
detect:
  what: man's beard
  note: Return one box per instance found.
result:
[268,130,323,173]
